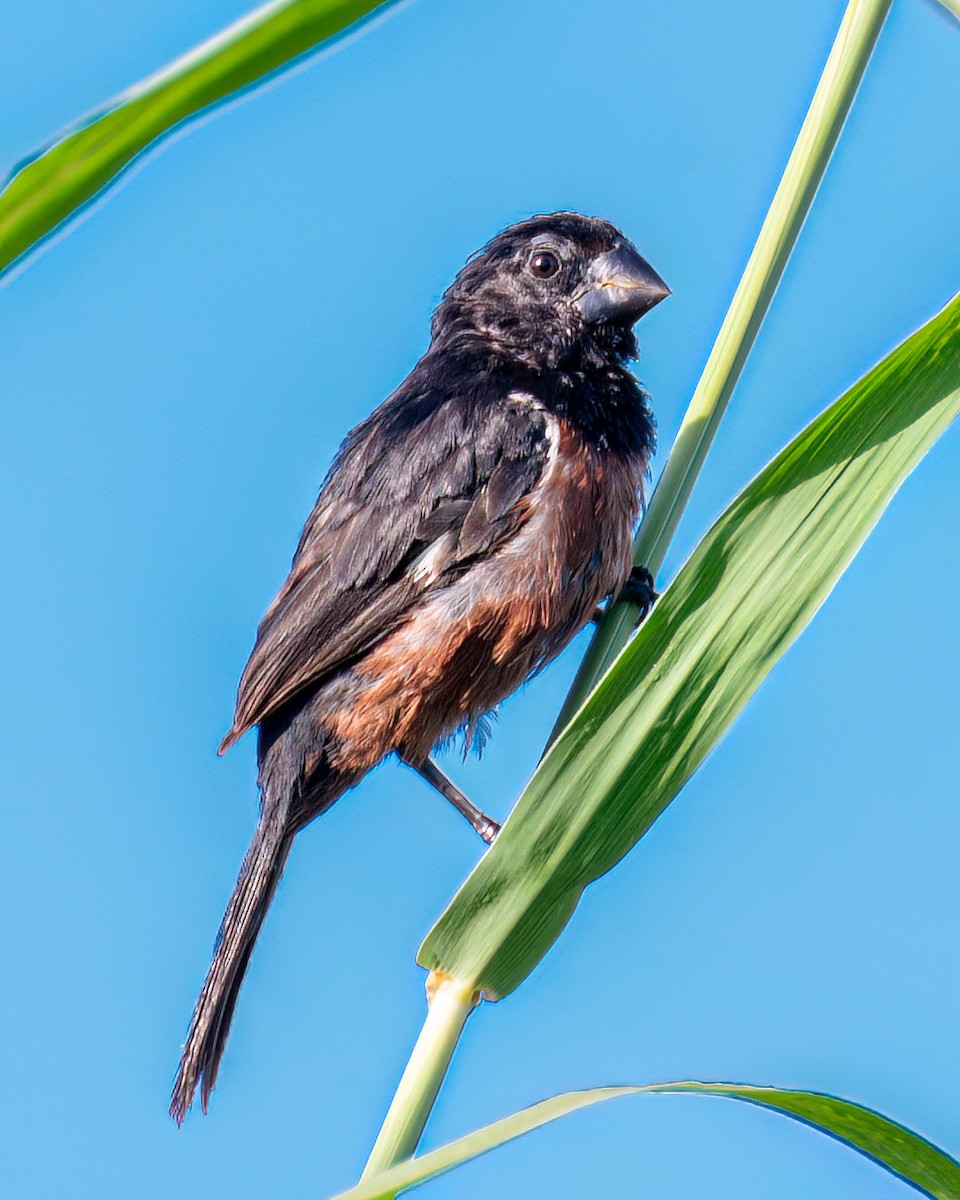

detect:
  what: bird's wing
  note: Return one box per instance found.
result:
[219,386,551,752]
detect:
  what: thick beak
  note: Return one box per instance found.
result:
[574,243,670,325]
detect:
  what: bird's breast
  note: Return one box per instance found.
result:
[501,405,642,623]
[325,409,643,771]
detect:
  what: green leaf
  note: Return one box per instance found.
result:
[419,295,960,1000]
[333,1082,960,1200]
[550,0,890,733]
[0,0,394,278]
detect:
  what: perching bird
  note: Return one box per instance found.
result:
[171,212,668,1121]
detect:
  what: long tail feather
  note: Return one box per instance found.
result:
[170,806,293,1123]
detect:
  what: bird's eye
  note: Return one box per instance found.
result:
[529,249,560,279]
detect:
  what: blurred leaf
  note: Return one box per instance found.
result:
[334,1081,960,1200]
[420,294,960,1000]
[0,0,394,277]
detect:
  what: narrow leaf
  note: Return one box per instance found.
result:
[552,0,891,731]
[333,1082,960,1200]
[420,295,960,1000]
[0,0,394,278]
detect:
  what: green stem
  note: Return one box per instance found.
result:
[360,0,894,1186]
[549,0,892,741]
[360,976,478,1187]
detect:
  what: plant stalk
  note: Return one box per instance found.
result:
[360,975,478,1186]
[361,0,893,1187]
[549,0,892,740]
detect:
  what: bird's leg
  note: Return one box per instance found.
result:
[401,755,500,844]
[591,564,659,626]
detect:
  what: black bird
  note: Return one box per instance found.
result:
[171,212,668,1121]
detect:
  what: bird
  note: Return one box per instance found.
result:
[170,212,668,1122]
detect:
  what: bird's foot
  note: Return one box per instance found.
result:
[591,565,659,626]
[621,564,658,621]
[403,755,500,845]
[473,812,501,845]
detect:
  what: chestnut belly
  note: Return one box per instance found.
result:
[326,521,632,772]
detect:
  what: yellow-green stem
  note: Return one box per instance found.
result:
[360,976,478,1188]
[361,0,892,1188]
[549,0,892,741]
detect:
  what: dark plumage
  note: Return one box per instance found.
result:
[171,212,668,1121]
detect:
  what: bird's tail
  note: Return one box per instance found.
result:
[170,804,294,1123]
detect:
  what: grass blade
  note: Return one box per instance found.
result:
[366,2,897,1172]
[334,1082,960,1200]
[0,0,394,278]
[419,294,960,1001]
[551,0,891,733]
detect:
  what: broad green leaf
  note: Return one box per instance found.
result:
[420,295,960,1000]
[333,1082,960,1200]
[550,0,890,733]
[0,0,393,277]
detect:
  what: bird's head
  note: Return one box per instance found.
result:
[431,213,669,373]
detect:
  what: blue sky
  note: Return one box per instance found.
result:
[1,1,958,1197]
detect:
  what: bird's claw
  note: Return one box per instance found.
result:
[591,565,658,627]
[476,815,501,844]
[621,564,658,621]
